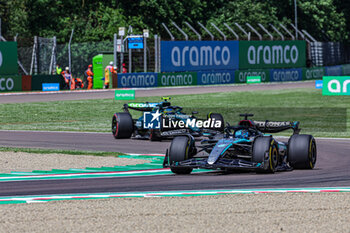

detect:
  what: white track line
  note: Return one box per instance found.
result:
[1,187,350,204]
[275,136,350,141]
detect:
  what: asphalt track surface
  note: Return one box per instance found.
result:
[0,130,349,196]
[0,81,314,103]
[0,81,349,197]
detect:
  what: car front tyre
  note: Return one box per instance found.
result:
[169,136,193,174]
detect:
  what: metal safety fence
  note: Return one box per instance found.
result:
[17,37,350,77]
[17,36,161,79]
[14,21,350,77]
[309,42,350,67]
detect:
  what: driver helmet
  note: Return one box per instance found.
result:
[234,129,250,139]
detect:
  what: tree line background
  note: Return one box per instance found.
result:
[1,0,349,44]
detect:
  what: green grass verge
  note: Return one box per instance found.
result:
[0,88,349,137]
[0,147,125,157]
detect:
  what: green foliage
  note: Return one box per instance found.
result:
[206,0,285,40]
[298,0,347,41]
[0,0,349,42]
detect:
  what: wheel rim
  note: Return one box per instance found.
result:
[309,140,316,168]
[185,140,190,160]
[271,146,278,169]
[112,115,118,136]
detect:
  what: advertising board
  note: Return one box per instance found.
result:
[302,67,325,80]
[158,72,197,87]
[117,73,157,88]
[270,68,303,82]
[235,69,270,83]
[197,70,234,85]
[325,65,343,76]
[239,41,306,69]
[115,90,135,100]
[161,41,239,72]
[322,76,350,96]
[0,75,22,91]
[0,42,19,75]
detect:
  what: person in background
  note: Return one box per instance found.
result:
[122,63,127,73]
[85,64,94,89]
[63,67,75,90]
[112,66,118,88]
[62,67,70,89]
[74,77,84,89]
[104,61,116,89]
[56,64,63,75]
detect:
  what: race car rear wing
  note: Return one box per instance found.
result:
[123,102,159,112]
[253,120,300,134]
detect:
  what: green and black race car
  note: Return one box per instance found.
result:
[112,97,224,141]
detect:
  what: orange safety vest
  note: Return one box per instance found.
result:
[86,69,94,77]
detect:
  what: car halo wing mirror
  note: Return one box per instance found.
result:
[161,96,171,101]
[239,113,254,120]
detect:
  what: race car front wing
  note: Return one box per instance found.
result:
[163,155,293,172]
[163,156,264,171]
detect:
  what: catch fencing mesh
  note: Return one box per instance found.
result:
[37,37,55,74]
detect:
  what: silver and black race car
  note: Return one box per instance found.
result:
[112,97,224,141]
[163,114,317,174]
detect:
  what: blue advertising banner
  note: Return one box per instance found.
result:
[315,80,323,89]
[117,73,157,88]
[128,37,144,49]
[197,70,235,85]
[161,41,239,72]
[325,65,343,76]
[270,68,303,82]
[42,83,60,91]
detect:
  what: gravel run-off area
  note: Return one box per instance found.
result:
[0,193,349,232]
[0,151,148,173]
[1,151,349,232]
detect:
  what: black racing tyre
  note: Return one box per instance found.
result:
[168,136,193,174]
[252,136,278,173]
[288,134,317,169]
[208,113,225,131]
[112,112,133,139]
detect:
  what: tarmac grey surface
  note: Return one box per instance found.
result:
[0,131,168,154]
[0,81,314,103]
[0,130,349,196]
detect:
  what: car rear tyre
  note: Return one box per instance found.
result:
[208,113,225,131]
[169,136,193,174]
[252,136,278,173]
[112,112,133,139]
[288,134,316,169]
